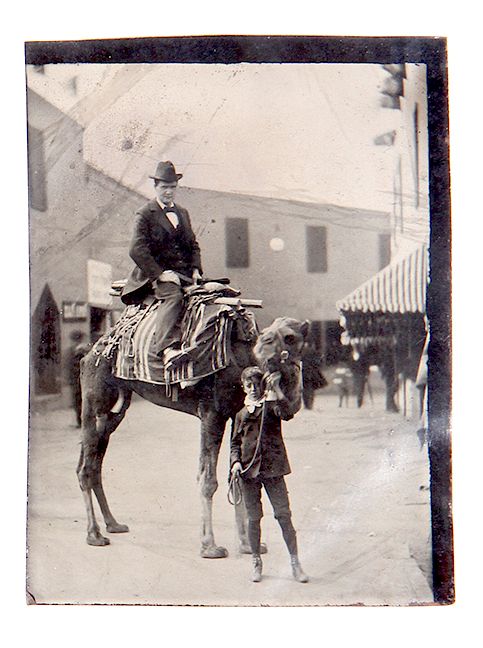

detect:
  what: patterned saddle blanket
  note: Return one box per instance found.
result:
[94,288,258,386]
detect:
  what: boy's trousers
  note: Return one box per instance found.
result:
[241,475,292,521]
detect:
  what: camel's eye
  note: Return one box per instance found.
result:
[284,334,296,345]
[261,332,275,344]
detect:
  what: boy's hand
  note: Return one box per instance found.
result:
[265,371,284,401]
[231,462,242,476]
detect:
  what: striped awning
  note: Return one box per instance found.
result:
[337,243,428,314]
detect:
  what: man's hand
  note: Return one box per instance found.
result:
[231,462,242,476]
[192,268,203,285]
[157,270,181,286]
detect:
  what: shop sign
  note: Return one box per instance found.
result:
[62,301,88,321]
[87,259,113,308]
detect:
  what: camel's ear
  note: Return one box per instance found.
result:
[300,320,311,340]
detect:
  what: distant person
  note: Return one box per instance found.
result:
[230,366,309,583]
[66,331,90,427]
[120,161,203,362]
[333,366,352,408]
[350,350,370,408]
[301,343,327,409]
[379,348,399,413]
[416,334,429,446]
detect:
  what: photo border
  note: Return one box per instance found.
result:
[25,34,453,604]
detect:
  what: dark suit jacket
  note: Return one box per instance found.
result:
[121,200,202,304]
[230,403,291,480]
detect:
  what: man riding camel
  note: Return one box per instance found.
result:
[121,161,203,362]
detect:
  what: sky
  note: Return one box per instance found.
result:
[27,62,403,213]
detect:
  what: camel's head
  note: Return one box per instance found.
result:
[253,317,310,419]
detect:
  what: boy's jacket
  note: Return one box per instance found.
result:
[230,403,291,480]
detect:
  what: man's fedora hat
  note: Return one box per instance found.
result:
[149,160,183,182]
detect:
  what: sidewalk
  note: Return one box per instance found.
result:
[26,391,433,606]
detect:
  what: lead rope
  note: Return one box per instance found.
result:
[227,400,268,506]
[227,472,243,506]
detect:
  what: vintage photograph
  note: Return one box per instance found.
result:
[25,36,452,606]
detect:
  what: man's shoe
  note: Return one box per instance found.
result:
[252,555,263,582]
[291,556,309,583]
[160,343,182,364]
[180,378,201,389]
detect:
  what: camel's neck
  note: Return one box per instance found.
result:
[278,361,303,417]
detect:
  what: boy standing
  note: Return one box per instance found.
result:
[230,366,309,583]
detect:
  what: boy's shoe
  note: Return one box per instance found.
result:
[252,555,263,582]
[291,556,309,583]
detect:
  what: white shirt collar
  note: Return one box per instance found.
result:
[156,197,174,210]
[156,198,178,227]
[244,395,265,413]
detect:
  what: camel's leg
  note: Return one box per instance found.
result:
[77,423,111,546]
[235,497,249,550]
[198,406,228,558]
[77,444,108,545]
[77,388,131,546]
[234,496,268,555]
[93,406,132,534]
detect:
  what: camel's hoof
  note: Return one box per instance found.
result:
[239,542,268,555]
[106,522,129,534]
[87,533,110,546]
[200,545,229,559]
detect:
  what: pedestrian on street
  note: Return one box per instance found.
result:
[301,343,327,409]
[350,349,370,408]
[120,161,203,362]
[230,366,309,584]
[333,366,352,407]
[379,346,399,413]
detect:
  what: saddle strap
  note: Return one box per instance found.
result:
[96,302,157,361]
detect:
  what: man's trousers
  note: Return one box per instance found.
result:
[153,281,184,354]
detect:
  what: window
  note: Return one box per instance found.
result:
[306,225,327,273]
[378,233,391,269]
[28,125,47,211]
[225,217,249,268]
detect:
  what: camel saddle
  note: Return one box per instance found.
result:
[93,284,260,386]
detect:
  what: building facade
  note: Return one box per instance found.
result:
[337,64,431,418]
[28,87,391,406]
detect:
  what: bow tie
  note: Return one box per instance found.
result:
[245,395,264,413]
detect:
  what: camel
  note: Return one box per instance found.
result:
[76,308,309,558]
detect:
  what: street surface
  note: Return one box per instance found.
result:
[27,390,433,606]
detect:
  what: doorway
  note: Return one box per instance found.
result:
[31,284,61,394]
[90,306,110,342]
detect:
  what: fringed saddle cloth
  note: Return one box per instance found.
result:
[94,287,259,386]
